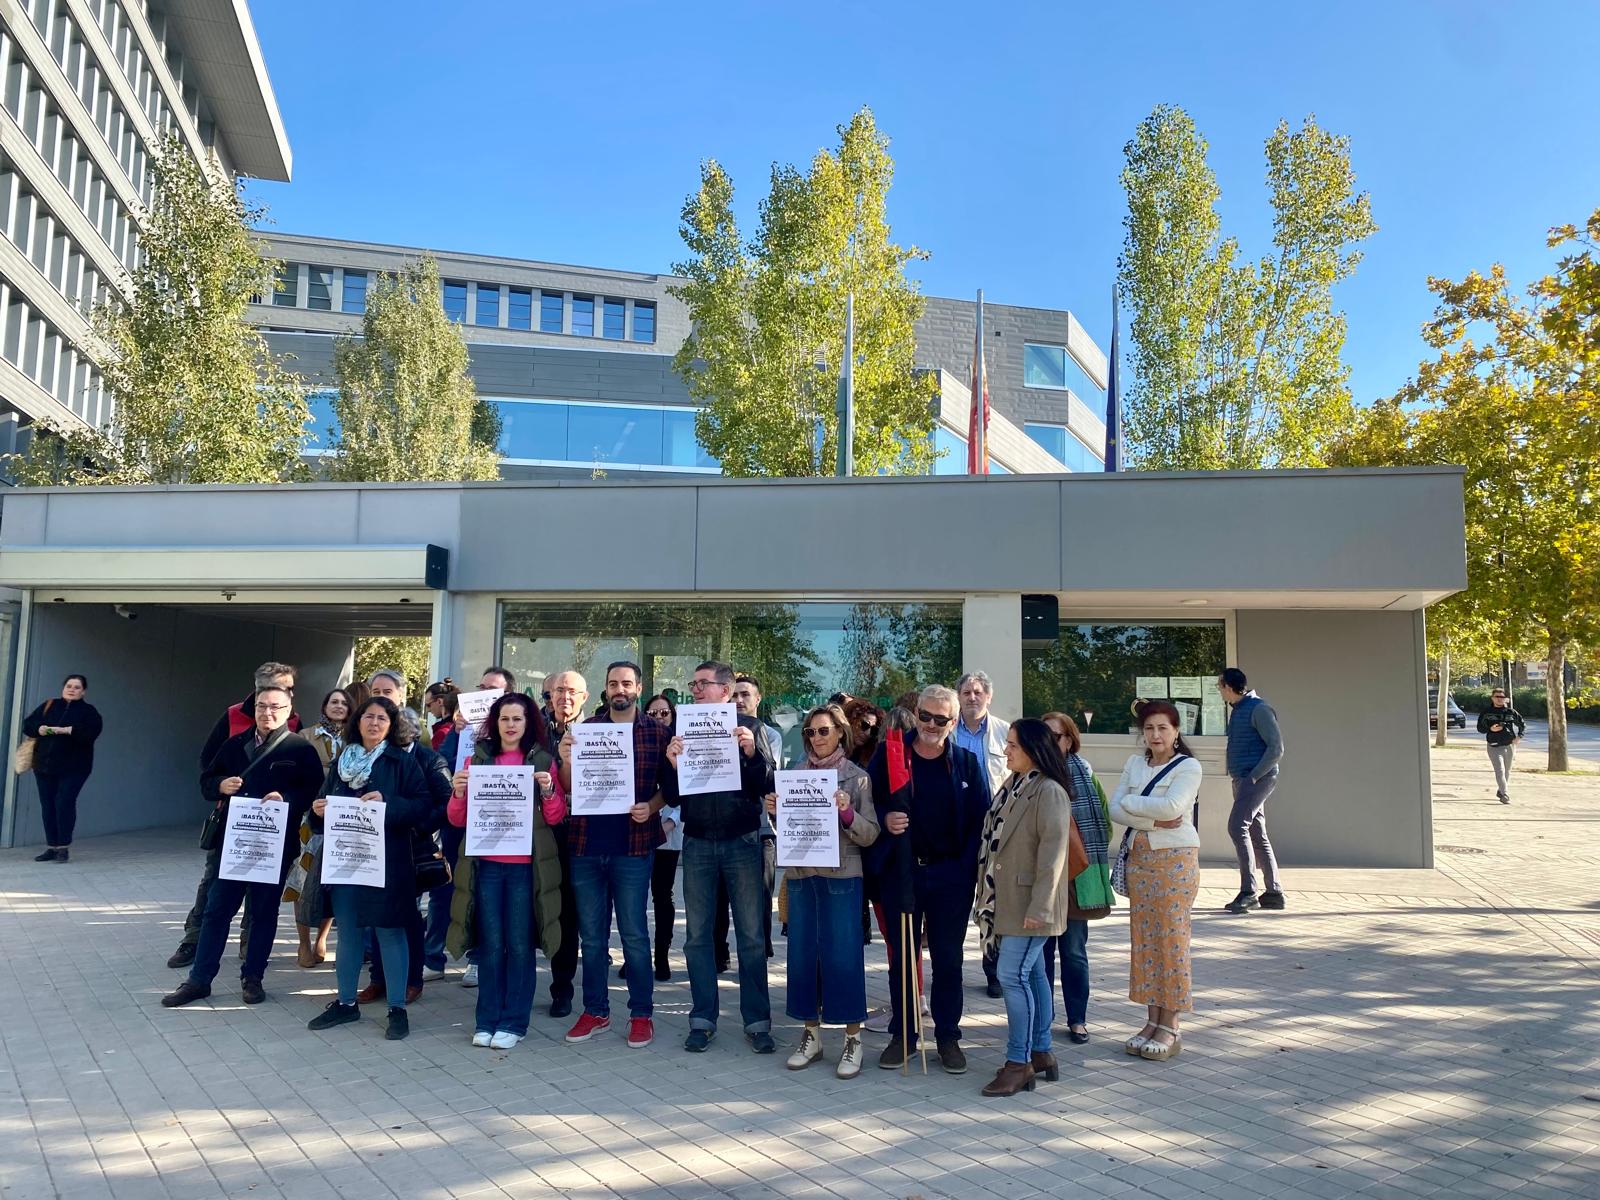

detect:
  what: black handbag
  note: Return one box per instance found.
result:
[413,830,451,896]
[198,804,225,851]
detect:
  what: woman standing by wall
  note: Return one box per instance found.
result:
[1109,699,1203,1062]
[21,674,103,862]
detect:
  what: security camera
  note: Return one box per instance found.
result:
[113,604,138,621]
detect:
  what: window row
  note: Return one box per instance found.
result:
[1,31,141,272]
[87,0,214,147]
[0,155,115,320]
[0,270,107,424]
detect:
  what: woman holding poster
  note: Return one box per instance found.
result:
[445,693,566,1049]
[306,696,434,1041]
[764,703,879,1079]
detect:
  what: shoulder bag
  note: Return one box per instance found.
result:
[1110,755,1190,897]
[13,700,53,775]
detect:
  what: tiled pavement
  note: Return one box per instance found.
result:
[2,748,1597,1200]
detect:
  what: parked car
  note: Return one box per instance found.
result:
[1427,691,1468,729]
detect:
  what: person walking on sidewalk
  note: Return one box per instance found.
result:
[1477,687,1525,804]
[1218,668,1286,915]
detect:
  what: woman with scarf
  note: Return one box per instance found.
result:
[973,718,1077,1097]
[765,702,879,1078]
[305,695,434,1041]
[285,688,351,966]
[1038,711,1113,1044]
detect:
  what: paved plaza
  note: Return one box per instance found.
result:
[2,747,1597,1200]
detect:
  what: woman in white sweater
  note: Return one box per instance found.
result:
[1108,699,1203,1062]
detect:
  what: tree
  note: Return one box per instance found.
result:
[326,256,500,482]
[1118,106,1377,470]
[353,636,431,708]
[1333,208,1600,769]
[671,108,938,477]
[5,134,307,484]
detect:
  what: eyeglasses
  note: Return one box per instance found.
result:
[916,709,953,727]
[802,726,836,740]
[255,704,289,714]
[689,679,720,692]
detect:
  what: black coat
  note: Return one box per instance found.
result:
[200,727,325,871]
[865,737,991,910]
[22,698,103,776]
[311,746,433,927]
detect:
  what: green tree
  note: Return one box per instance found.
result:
[5,134,307,484]
[353,637,432,708]
[1334,208,1600,769]
[326,256,500,482]
[671,108,938,477]
[1118,106,1377,470]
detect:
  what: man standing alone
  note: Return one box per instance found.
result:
[1477,687,1525,804]
[1218,667,1286,915]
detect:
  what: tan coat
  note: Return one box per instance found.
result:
[983,772,1074,938]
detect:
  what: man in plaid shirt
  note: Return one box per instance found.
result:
[554,661,675,1050]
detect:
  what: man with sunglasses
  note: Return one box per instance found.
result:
[1478,687,1525,804]
[167,662,301,970]
[665,660,777,1054]
[869,683,991,1073]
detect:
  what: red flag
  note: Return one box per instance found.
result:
[886,728,911,794]
[968,289,989,474]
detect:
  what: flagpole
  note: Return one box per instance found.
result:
[969,289,988,474]
[837,292,855,477]
[1105,284,1121,472]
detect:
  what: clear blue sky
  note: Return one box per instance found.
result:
[248,0,1600,407]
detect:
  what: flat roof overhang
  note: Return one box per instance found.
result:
[165,0,292,181]
[0,545,445,591]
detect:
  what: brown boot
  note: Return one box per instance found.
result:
[355,982,383,1004]
[1030,1051,1059,1082]
[980,1061,1036,1097]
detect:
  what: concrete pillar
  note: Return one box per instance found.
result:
[962,593,1021,722]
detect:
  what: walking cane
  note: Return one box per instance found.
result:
[900,911,912,1076]
[911,919,928,1075]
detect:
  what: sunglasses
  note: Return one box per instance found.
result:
[802,725,837,740]
[916,709,953,727]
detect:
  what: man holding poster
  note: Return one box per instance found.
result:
[664,661,775,1055]
[162,685,323,1009]
[554,662,672,1050]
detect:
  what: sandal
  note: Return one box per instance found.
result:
[1139,1025,1182,1061]
[297,948,322,968]
[1124,1023,1158,1056]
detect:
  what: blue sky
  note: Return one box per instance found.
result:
[247,0,1600,407]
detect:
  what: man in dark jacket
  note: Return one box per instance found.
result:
[167,661,299,969]
[1218,667,1287,914]
[161,686,323,1008]
[1478,687,1526,804]
[665,661,775,1054]
[868,683,990,1074]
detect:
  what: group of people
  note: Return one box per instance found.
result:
[133,654,1294,1097]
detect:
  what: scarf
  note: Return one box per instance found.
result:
[805,745,848,772]
[1067,752,1115,910]
[975,770,1034,956]
[336,741,385,791]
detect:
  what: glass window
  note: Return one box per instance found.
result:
[569,402,664,465]
[272,261,297,307]
[341,270,367,314]
[540,291,563,333]
[602,298,625,340]
[475,282,501,327]
[1023,620,1228,736]
[508,287,532,330]
[662,406,719,469]
[495,399,569,460]
[307,265,333,311]
[632,301,656,343]
[571,294,594,337]
[500,600,962,746]
[442,279,467,323]
[1025,422,1100,472]
[1023,341,1102,401]
[304,388,339,450]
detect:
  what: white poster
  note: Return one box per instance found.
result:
[676,703,741,796]
[570,724,636,816]
[466,765,536,856]
[774,769,841,869]
[1169,676,1203,699]
[218,797,290,885]
[454,723,478,772]
[1135,676,1170,699]
[457,688,505,726]
[1201,677,1227,735]
[322,798,387,888]
[1173,700,1200,735]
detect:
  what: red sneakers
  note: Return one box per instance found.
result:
[627,1018,654,1049]
[564,1013,610,1043]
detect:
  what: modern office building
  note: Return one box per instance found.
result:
[0,0,289,453]
[251,233,1110,480]
[0,467,1467,870]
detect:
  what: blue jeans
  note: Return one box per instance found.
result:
[473,859,536,1036]
[997,934,1053,1062]
[331,887,408,1009]
[682,832,771,1033]
[880,859,972,1046]
[784,874,867,1025]
[571,852,655,1019]
[423,823,473,970]
[1042,919,1090,1026]
[189,875,283,986]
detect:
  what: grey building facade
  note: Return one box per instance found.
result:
[0,467,1466,871]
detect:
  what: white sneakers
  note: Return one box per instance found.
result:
[461,964,478,988]
[837,1035,864,1079]
[787,1028,823,1070]
[471,1030,493,1048]
[422,965,447,982]
[490,1031,521,1050]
